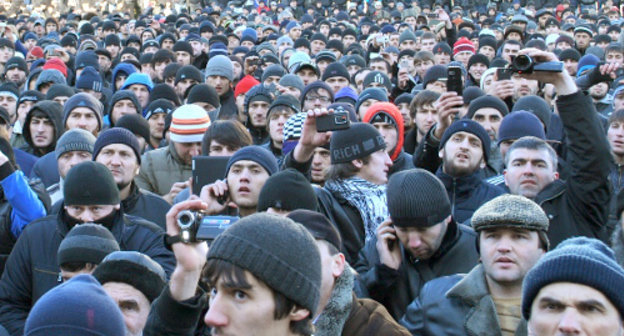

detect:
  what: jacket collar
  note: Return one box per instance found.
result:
[122,182,140,213]
[533,179,566,205]
[436,168,484,195]
[314,265,355,336]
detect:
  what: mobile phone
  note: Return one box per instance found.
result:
[496,68,511,81]
[447,66,463,96]
[316,112,351,132]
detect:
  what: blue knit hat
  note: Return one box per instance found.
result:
[121,72,154,91]
[497,111,546,145]
[24,274,125,336]
[522,237,624,320]
[74,50,100,71]
[93,127,142,164]
[439,119,491,162]
[225,146,279,178]
[75,66,103,93]
[355,87,388,113]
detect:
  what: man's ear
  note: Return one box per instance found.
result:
[351,158,364,169]
[331,253,346,278]
[289,306,310,322]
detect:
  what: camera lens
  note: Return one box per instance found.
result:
[177,210,195,229]
[513,55,533,72]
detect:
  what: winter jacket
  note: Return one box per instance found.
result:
[388,151,415,177]
[400,264,527,336]
[122,182,171,230]
[261,140,285,168]
[144,285,208,336]
[20,101,65,157]
[217,89,238,121]
[403,128,418,155]
[0,163,49,276]
[535,90,611,247]
[30,151,59,188]
[13,149,36,178]
[136,142,192,197]
[316,186,366,264]
[353,220,479,320]
[0,209,175,335]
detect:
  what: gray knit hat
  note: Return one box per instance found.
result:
[205,55,234,81]
[55,128,97,160]
[522,237,624,320]
[57,223,120,266]
[279,74,305,92]
[387,169,451,227]
[472,194,550,249]
[207,213,321,314]
[399,29,417,44]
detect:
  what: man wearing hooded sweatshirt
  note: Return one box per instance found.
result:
[363,102,414,177]
[20,101,64,158]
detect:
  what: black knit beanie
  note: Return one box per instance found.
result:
[288,209,342,251]
[261,64,287,83]
[115,114,151,146]
[186,84,220,109]
[93,127,142,164]
[143,98,175,120]
[558,48,581,62]
[522,237,624,320]
[257,169,318,212]
[439,119,491,162]
[45,84,75,100]
[300,81,334,105]
[322,62,350,81]
[512,95,552,130]
[57,223,120,266]
[387,169,451,227]
[363,71,392,93]
[175,65,204,86]
[92,251,166,303]
[423,65,448,88]
[149,83,181,107]
[330,122,386,164]
[465,95,509,120]
[64,161,120,206]
[467,54,490,69]
[207,213,322,315]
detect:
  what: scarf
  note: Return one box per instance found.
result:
[325,177,389,242]
[314,266,355,336]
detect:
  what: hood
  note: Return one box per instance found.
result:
[362,101,404,161]
[23,101,65,156]
[111,63,137,92]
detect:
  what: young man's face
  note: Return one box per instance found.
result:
[471,108,503,141]
[355,149,392,185]
[30,116,55,148]
[574,32,591,49]
[311,147,331,184]
[528,282,624,336]
[248,100,270,128]
[504,147,558,199]
[205,269,299,336]
[226,160,270,210]
[415,103,438,137]
[64,204,119,223]
[148,113,166,142]
[102,282,151,336]
[66,107,99,135]
[416,59,434,78]
[480,227,544,288]
[296,68,318,86]
[95,143,140,191]
[371,122,398,155]
[434,52,451,65]
[268,110,294,145]
[512,74,539,101]
[439,131,484,177]
[173,141,202,165]
[175,51,192,66]
[325,76,349,94]
[111,99,137,125]
[606,51,624,63]
[608,120,624,157]
[501,43,520,63]
[208,140,240,157]
[57,150,92,179]
[302,88,332,111]
[206,75,231,96]
[6,68,26,87]
[128,84,150,108]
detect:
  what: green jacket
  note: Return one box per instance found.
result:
[135,142,192,197]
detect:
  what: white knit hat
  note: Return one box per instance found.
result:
[169,104,211,143]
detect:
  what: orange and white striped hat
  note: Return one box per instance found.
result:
[169,104,211,143]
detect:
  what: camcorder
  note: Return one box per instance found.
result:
[507,55,564,74]
[176,210,239,243]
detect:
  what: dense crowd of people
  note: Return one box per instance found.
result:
[0,0,624,335]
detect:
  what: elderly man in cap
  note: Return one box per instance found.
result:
[355,169,479,320]
[523,237,624,336]
[401,194,549,335]
[0,161,174,335]
[93,251,167,336]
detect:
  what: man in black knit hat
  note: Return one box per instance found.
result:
[0,161,174,336]
[355,168,479,320]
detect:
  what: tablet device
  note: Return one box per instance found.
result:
[192,156,230,195]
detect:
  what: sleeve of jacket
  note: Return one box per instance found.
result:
[135,152,157,193]
[557,90,611,234]
[281,150,313,176]
[399,291,427,335]
[129,223,176,277]
[0,164,47,238]
[0,227,35,335]
[413,126,442,173]
[144,285,207,336]
[353,238,401,303]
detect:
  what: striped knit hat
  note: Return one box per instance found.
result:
[282,112,307,156]
[169,105,211,143]
[453,37,475,56]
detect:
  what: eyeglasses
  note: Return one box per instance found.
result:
[305,95,331,103]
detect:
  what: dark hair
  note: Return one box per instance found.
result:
[368,57,392,73]
[606,43,624,56]
[325,154,371,181]
[421,31,436,40]
[201,120,253,155]
[504,136,558,169]
[409,90,440,120]
[203,259,314,336]
[415,50,435,62]
[502,39,523,49]
[609,109,624,126]
[59,261,96,272]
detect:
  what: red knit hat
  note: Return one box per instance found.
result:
[28,46,44,59]
[453,37,475,56]
[43,57,68,77]
[362,102,405,161]
[234,75,260,98]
